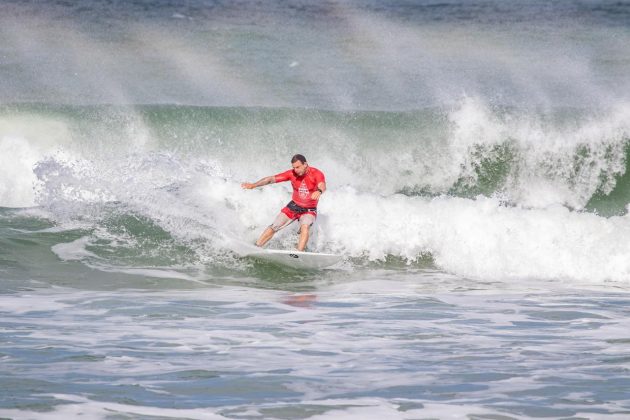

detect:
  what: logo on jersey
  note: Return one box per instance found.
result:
[298,180,309,199]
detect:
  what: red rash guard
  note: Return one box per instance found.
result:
[274,167,325,209]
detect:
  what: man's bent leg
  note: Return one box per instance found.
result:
[257,212,293,247]
[256,227,275,247]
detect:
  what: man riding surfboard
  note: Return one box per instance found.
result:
[241,154,326,251]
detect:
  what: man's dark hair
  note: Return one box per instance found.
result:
[291,154,307,164]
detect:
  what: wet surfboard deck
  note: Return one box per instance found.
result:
[246,249,342,269]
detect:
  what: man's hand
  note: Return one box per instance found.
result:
[241,183,256,189]
[311,182,325,200]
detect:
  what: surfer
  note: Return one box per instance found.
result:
[241,154,326,251]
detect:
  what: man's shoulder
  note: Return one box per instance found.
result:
[274,169,295,181]
[309,167,324,176]
[311,167,325,180]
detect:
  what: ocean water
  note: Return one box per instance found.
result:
[2,1,630,418]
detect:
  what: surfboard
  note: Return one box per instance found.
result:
[246,249,342,269]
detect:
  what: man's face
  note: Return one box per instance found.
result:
[292,160,308,176]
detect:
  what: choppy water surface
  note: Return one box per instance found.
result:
[2,279,630,419]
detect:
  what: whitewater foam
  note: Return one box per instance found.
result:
[0,114,75,207]
[324,190,630,283]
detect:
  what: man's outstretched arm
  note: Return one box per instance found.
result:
[241,176,276,189]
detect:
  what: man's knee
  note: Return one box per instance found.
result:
[270,214,291,232]
[300,224,310,233]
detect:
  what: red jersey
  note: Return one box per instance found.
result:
[274,166,325,208]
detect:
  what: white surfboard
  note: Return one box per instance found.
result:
[246,249,342,269]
